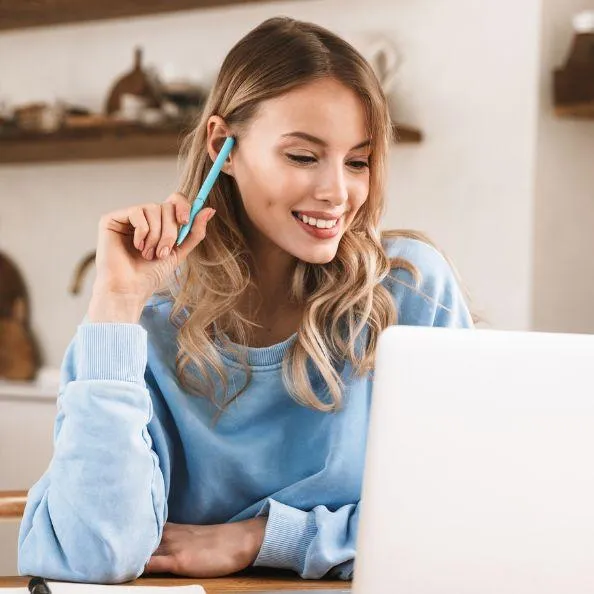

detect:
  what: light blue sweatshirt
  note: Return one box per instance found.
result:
[18,238,473,584]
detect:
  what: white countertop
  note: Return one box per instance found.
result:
[0,366,60,400]
[0,378,58,400]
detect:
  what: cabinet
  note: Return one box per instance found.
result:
[0,386,56,576]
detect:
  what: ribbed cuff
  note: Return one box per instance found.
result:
[253,498,318,574]
[76,323,148,384]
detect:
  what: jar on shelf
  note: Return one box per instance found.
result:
[553,11,594,117]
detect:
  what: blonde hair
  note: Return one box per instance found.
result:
[165,17,467,414]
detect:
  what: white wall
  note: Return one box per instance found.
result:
[0,0,542,369]
[383,1,540,330]
[532,1,594,333]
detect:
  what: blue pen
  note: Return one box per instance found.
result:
[176,136,235,246]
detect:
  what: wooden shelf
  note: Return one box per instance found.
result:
[0,121,422,165]
[0,0,290,31]
[0,124,190,164]
[554,102,594,119]
[0,0,424,156]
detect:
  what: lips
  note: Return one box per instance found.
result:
[293,211,342,239]
[293,210,344,220]
[294,212,338,229]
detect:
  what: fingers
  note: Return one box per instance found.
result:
[124,194,188,261]
[104,192,207,263]
[127,208,150,252]
[140,204,162,260]
[165,192,191,226]
[155,202,177,260]
[174,207,216,262]
[142,193,191,261]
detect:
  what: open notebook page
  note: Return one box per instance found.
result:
[1,583,205,593]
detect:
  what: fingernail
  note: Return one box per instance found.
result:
[146,248,155,260]
[159,247,169,259]
[139,240,145,252]
[207,209,216,222]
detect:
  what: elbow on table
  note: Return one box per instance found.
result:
[18,531,153,584]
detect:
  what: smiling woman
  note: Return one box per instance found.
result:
[18,16,474,586]
[173,20,398,411]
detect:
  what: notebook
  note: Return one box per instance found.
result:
[2,583,205,593]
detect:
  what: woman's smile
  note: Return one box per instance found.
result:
[292,211,343,239]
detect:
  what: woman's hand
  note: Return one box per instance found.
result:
[88,193,215,323]
[144,518,267,578]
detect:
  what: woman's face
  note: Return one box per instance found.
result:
[224,78,371,265]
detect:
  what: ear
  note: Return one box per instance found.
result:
[206,115,235,176]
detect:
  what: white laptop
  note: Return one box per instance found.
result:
[353,325,594,594]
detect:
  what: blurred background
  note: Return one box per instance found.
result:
[0,0,593,576]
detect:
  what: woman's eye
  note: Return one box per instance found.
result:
[348,160,369,170]
[287,154,316,164]
[286,154,369,169]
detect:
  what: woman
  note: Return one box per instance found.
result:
[18,16,473,584]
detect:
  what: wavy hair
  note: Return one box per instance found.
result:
[164,17,470,413]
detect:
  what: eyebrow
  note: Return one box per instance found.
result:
[281,131,371,151]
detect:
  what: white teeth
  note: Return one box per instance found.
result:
[295,213,338,229]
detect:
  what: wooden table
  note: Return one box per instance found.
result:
[0,491,27,520]
[0,571,350,591]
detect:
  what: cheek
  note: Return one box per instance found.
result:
[237,156,307,209]
[271,166,312,202]
[253,173,310,219]
[343,177,370,227]
[351,176,370,210]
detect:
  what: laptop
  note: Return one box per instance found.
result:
[353,325,594,594]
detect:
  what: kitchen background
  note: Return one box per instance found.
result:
[0,0,593,577]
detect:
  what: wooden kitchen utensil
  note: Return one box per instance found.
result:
[0,252,41,380]
[105,47,161,115]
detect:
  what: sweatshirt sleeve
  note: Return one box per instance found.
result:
[385,238,474,329]
[18,323,169,584]
[253,498,359,580]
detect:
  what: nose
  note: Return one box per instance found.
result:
[314,161,349,206]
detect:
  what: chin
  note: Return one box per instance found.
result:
[293,243,339,265]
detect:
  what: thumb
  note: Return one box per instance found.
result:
[174,208,216,263]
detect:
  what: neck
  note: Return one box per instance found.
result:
[235,219,303,346]
[227,206,303,346]
[247,238,296,313]
[239,205,296,306]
